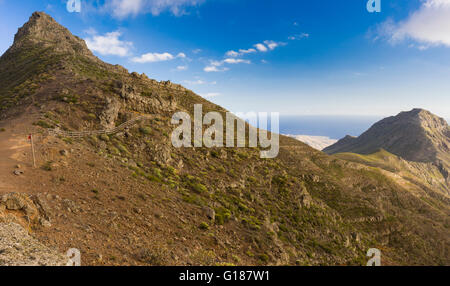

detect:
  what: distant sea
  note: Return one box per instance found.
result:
[279,115,383,140]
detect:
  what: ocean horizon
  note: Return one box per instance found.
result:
[279,115,384,140]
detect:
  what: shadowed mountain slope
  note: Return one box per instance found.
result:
[324,109,450,184]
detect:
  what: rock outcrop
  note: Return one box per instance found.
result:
[0,193,68,266]
[0,223,68,266]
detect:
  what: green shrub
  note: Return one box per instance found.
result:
[63,137,73,144]
[166,166,176,175]
[199,222,210,230]
[34,120,53,129]
[215,207,232,225]
[99,134,110,141]
[41,161,53,171]
[109,146,120,155]
[116,143,129,154]
[258,254,269,263]
[190,182,208,194]
[185,176,208,194]
[146,174,162,183]
[216,166,225,173]
[139,126,152,135]
[0,128,5,132]
[210,150,220,158]
[153,168,163,179]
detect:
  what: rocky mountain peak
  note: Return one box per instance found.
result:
[324,109,450,169]
[9,11,94,59]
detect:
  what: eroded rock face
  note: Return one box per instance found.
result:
[1,193,39,220]
[118,83,177,115]
[299,184,312,209]
[100,96,121,129]
[0,222,68,266]
[0,193,68,266]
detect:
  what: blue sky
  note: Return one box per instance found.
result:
[1,0,450,118]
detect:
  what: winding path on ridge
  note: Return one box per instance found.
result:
[0,112,152,194]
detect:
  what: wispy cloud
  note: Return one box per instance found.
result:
[226,40,285,58]
[203,57,250,72]
[239,48,257,54]
[205,39,286,72]
[263,40,286,50]
[203,92,220,98]
[105,0,206,18]
[85,31,133,57]
[226,48,257,57]
[288,33,309,40]
[176,65,188,71]
[182,78,216,85]
[223,58,251,64]
[182,79,206,85]
[254,43,268,52]
[375,0,450,49]
[132,52,185,63]
[204,65,229,72]
[253,41,286,52]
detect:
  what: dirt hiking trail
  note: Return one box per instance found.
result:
[0,117,38,194]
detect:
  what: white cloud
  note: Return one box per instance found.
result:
[226,50,240,57]
[131,52,185,63]
[206,39,285,73]
[254,41,285,52]
[183,79,205,85]
[85,31,133,57]
[377,0,450,48]
[106,0,205,18]
[204,65,229,72]
[203,57,250,72]
[288,33,309,40]
[84,27,97,36]
[239,48,256,54]
[254,43,268,52]
[176,65,188,71]
[210,60,223,66]
[223,58,251,64]
[226,48,257,57]
[263,40,286,50]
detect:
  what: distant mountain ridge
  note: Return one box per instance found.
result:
[324,109,450,181]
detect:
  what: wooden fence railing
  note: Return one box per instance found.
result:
[48,115,151,138]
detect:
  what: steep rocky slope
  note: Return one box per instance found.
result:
[0,12,449,266]
[324,109,450,192]
[324,109,450,173]
[334,149,449,196]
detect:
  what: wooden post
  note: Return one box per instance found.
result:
[30,134,36,168]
